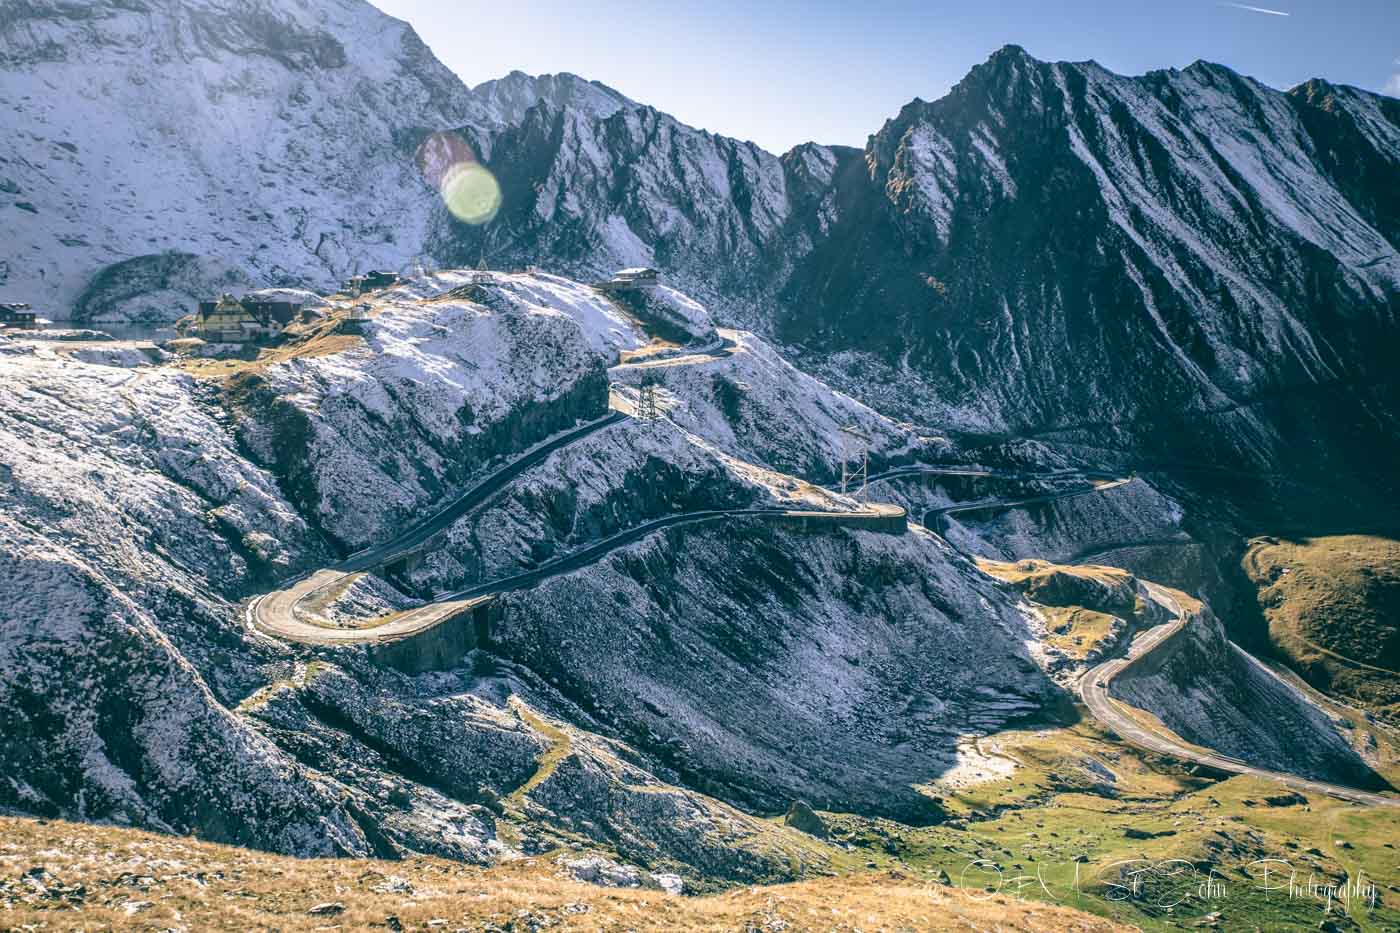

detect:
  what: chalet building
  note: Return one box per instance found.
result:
[599,267,660,292]
[347,270,400,295]
[195,294,301,343]
[0,302,41,329]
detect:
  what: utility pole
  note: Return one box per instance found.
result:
[839,424,871,501]
[636,371,663,423]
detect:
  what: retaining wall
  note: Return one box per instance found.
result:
[780,505,907,535]
[367,598,502,674]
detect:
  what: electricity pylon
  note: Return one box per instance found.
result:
[636,371,663,422]
[839,424,871,501]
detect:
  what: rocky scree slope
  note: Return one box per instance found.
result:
[478,517,1057,823]
[0,285,837,876]
[0,274,1063,882]
[226,272,626,551]
[230,275,1059,826]
[0,347,370,855]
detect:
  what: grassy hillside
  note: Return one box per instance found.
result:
[0,816,1125,932]
[1244,535,1400,721]
[822,721,1400,932]
[5,711,1399,932]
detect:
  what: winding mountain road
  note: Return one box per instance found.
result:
[249,417,1105,650]
[925,477,1134,532]
[244,338,1395,808]
[247,384,1132,655]
[248,409,630,645]
[1079,583,1400,807]
[248,380,905,648]
[343,410,629,573]
[251,492,904,648]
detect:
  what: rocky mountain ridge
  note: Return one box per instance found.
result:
[8,4,1397,520]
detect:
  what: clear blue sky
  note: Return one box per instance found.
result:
[372,0,1400,154]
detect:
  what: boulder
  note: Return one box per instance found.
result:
[784,800,829,840]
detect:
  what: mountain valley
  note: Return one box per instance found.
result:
[3,1,1400,930]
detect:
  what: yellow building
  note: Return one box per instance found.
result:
[195,294,300,343]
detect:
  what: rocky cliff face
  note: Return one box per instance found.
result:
[777,48,1400,504]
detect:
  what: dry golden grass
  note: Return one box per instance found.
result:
[1041,606,1121,659]
[1244,535,1400,670]
[1243,534,1400,720]
[975,558,1133,590]
[0,816,1130,932]
[505,700,573,808]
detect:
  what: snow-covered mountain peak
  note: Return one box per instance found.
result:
[466,70,636,126]
[1,0,477,320]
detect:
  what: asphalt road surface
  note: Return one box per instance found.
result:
[1079,583,1399,807]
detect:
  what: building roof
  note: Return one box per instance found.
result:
[197,296,301,328]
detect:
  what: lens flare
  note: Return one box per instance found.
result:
[441,162,502,225]
[415,131,475,188]
[414,131,502,226]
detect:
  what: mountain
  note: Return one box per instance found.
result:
[0,0,857,324]
[464,69,634,128]
[8,4,1400,918]
[6,0,1399,634]
[445,50,1399,522]
[449,47,1400,497]
[773,48,1400,504]
[5,267,1384,890]
[0,272,1054,869]
[0,0,479,319]
[431,99,854,318]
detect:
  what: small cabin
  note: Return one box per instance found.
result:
[600,267,660,292]
[0,302,40,328]
[195,294,301,343]
[363,270,400,289]
[348,270,401,295]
